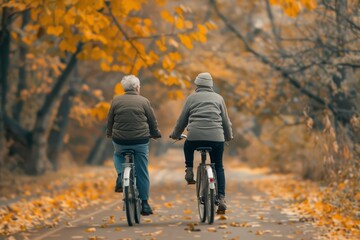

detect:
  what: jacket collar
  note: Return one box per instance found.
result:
[195,86,214,92]
[125,90,139,95]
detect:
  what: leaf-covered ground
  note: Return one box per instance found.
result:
[250,175,360,239]
[0,166,117,236]
[0,151,359,239]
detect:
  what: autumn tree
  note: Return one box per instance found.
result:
[200,0,359,183]
[0,0,214,175]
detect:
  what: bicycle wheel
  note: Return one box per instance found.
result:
[134,187,141,224]
[205,186,215,224]
[196,166,206,222]
[124,171,135,226]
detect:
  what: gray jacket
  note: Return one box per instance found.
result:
[170,86,233,142]
[106,90,161,142]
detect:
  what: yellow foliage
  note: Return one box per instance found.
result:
[145,51,159,66]
[178,34,193,49]
[168,52,182,62]
[301,0,317,10]
[91,101,111,121]
[156,36,167,52]
[161,10,175,23]
[270,0,317,17]
[114,83,125,95]
[168,90,184,99]
[175,17,185,29]
[162,55,175,70]
[156,0,167,6]
[46,25,64,36]
[2,0,214,104]
[198,24,207,34]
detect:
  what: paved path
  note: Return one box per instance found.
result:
[12,149,318,240]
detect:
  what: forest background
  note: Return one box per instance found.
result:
[0,0,359,238]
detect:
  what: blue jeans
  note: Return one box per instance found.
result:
[184,140,225,197]
[112,142,150,201]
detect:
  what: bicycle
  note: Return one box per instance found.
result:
[121,149,141,226]
[174,135,218,224]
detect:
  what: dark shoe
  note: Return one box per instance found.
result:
[141,201,153,216]
[217,195,227,214]
[115,174,122,193]
[185,167,196,184]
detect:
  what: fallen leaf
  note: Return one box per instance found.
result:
[183,209,192,214]
[164,202,173,208]
[218,215,228,220]
[85,227,96,233]
[143,218,153,223]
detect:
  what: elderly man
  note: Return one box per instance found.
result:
[170,72,233,214]
[107,75,161,216]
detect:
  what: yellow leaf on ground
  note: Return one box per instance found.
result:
[85,227,96,233]
[183,209,192,214]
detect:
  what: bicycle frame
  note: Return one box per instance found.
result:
[199,149,216,190]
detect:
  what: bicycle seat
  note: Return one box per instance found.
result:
[196,147,212,152]
[121,149,135,155]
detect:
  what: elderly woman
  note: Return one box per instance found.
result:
[107,75,161,216]
[170,72,233,213]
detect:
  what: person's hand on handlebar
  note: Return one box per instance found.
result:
[169,133,187,140]
[169,134,176,140]
[151,130,162,139]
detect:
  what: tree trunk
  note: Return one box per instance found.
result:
[47,87,76,170]
[86,126,109,166]
[0,7,11,161]
[25,45,82,175]
[13,10,29,121]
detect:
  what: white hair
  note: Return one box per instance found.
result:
[121,75,140,91]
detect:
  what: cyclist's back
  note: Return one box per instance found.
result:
[107,75,161,216]
[170,72,233,213]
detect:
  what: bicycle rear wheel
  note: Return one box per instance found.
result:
[205,187,215,224]
[134,187,141,224]
[196,166,206,222]
[124,169,136,226]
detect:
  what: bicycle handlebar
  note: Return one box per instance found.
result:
[169,134,187,143]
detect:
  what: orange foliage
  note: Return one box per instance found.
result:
[270,0,317,17]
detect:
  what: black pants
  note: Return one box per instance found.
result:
[183,140,225,196]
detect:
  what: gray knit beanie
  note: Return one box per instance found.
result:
[194,72,213,87]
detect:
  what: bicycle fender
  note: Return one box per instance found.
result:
[123,167,131,187]
[206,166,215,189]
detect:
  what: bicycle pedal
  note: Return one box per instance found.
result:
[187,181,196,185]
